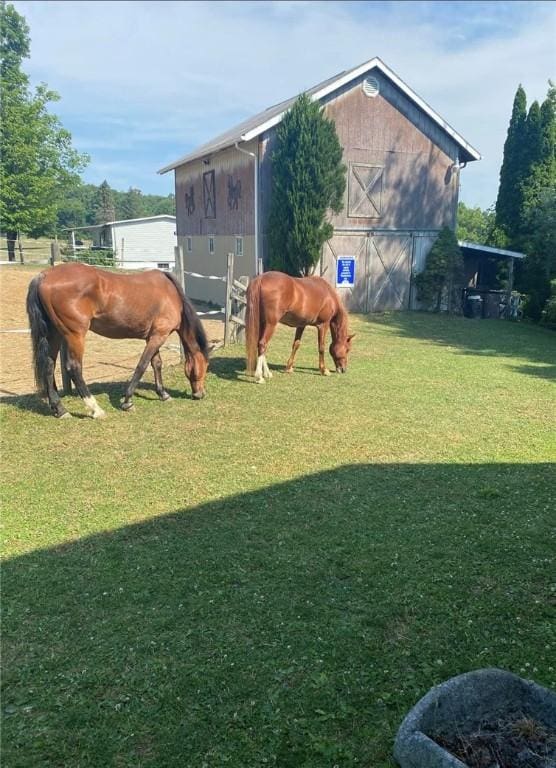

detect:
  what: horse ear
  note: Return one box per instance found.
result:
[347,334,356,342]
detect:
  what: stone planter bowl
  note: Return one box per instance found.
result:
[394,668,556,768]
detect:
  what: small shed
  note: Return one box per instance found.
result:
[459,240,525,319]
[68,215,177,270]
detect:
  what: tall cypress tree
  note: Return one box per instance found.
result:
[267,94,346,276]
[495,85,527,244]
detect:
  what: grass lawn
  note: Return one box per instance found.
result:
[1,313,555,767]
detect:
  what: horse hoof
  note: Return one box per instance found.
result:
[121,401,134,411]
[160,393,172,402]
[285,367,294,374]
[57,411,72,419]
[321,369,331,376]
[92,409,106,419]
[254,377,265,385]
[263,372,273,380]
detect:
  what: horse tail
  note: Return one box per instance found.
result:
[163,271,209,358]
[246,275,262,374]
[26,273,51,396]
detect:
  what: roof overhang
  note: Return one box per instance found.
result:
[458,241,525,259]
[158,56,481,175]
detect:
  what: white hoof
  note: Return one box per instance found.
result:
[321,369,331,376]
[59,411,72,419]
[92,409,106,419]
[254,377,265,384]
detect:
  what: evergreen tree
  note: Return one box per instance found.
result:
[414,227,464,313]
[267,93,346,276]
[495,85,527,244]
[93,180,116,224]
[0,1,88,259]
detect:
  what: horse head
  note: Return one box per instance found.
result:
[329,333,355,373]
[184,350,208,399]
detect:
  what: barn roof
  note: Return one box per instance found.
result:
[158,56,481,174]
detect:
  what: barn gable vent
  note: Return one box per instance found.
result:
[363,76,380,98]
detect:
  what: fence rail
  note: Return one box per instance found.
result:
[173,246,248,353]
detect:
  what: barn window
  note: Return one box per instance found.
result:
[186,237,192,252]
[208,236,215,254]
[363,76,380,98]
[235,236,243,256]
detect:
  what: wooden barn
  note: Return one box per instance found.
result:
[159,57,481,310]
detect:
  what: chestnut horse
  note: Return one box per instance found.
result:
[26,262,209,418]
[246,271,354,382]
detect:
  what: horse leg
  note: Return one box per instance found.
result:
[151,351,171,402]
[318,323,331,376]
[285,326,305,373]
[255,322,276,383]
[46,331,70,418]
[64,333,106,419]
[121,335,166,410]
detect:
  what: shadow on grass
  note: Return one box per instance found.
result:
[366,313,556,383]
[3,463,554,767]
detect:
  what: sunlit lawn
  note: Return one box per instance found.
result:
[1,313,555,767]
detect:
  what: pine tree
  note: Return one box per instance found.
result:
[267,93,346,276]
[94,180,116,224]
[495,86,527,244]
[118,187,144,220]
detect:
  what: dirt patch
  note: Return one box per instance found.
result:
[431,715,556,768]
[0,266,224,397]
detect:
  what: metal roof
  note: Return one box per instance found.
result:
[62,215,176,231]
[158,56,481,174]
[458,241,525,259]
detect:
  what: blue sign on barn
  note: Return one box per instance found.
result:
[336,256,355,287]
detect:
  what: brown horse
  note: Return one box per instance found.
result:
[246,271,354,382]
[26,262,209,418]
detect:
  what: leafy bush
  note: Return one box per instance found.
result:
[61,248,115,267]
[540,279,556,328]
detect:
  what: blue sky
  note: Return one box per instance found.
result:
[14,0,556,209]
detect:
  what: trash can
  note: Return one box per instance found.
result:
[464,294,483,319]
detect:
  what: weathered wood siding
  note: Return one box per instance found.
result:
[175,141,257,238]
[322,71,460,231]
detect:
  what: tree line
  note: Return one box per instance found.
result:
[456,83,555,322]
[57,180,175,232]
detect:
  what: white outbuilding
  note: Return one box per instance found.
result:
[68,215,177,270]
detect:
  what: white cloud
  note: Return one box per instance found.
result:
[14,0,556,205]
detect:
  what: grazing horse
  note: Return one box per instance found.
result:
[246,271,354,382]
[26,262,209,418]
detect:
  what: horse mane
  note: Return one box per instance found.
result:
[330,296,349,340]
[163,272,209,359]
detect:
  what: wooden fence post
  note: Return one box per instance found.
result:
[50,241,60,266]
[174,245,185,360]
[234,276,249,344]
[18,233,24,264]
[224,252,234,346]
[257,257,263,275]
[60,343,72,395]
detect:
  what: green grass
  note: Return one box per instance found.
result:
[1,313,555,767]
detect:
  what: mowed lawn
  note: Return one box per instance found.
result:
[1,313,555,768]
